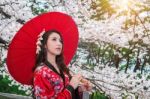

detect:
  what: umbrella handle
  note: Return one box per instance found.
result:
[82,91,90,99]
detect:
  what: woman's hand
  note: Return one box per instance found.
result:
[69,74,82,89]
[78,78,93,92]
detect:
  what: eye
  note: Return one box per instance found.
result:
[52,38,57,41]
[59,39,63,43]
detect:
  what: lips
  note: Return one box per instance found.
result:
[56,48,61,50]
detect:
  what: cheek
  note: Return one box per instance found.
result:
[60,43,63,48]
[46,40,53,48]
[45,42,52,50]
[47,44,54,51]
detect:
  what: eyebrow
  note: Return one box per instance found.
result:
[50,36,61,39]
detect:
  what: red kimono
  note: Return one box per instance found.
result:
[33,64,79,99]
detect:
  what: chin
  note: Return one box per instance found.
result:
[55,52,61,56]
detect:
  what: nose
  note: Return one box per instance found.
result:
[57,39,62,46]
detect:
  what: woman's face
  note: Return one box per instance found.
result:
[45,32,63,56]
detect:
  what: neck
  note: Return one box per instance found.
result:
[47,53,57,66]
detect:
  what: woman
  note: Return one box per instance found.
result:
[33,30,92,99]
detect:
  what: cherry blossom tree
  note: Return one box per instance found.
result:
[0,0,150,98]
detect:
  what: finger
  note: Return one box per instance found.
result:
[79,82,84,86]
[79,77,82,81]
[77,74,83,77]
[81,78,88,84]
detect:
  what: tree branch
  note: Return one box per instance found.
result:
[0,7,25,24]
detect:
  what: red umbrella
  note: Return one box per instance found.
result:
[6,12,79,85]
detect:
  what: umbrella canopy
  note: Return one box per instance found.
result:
[6,12,79,85]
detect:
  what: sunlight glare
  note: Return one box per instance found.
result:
[114,0,133,11]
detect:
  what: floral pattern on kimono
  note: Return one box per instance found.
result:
[33,65,75,99]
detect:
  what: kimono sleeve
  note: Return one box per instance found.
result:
[33,71,75,99]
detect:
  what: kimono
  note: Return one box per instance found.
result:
[33,62,81,99]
